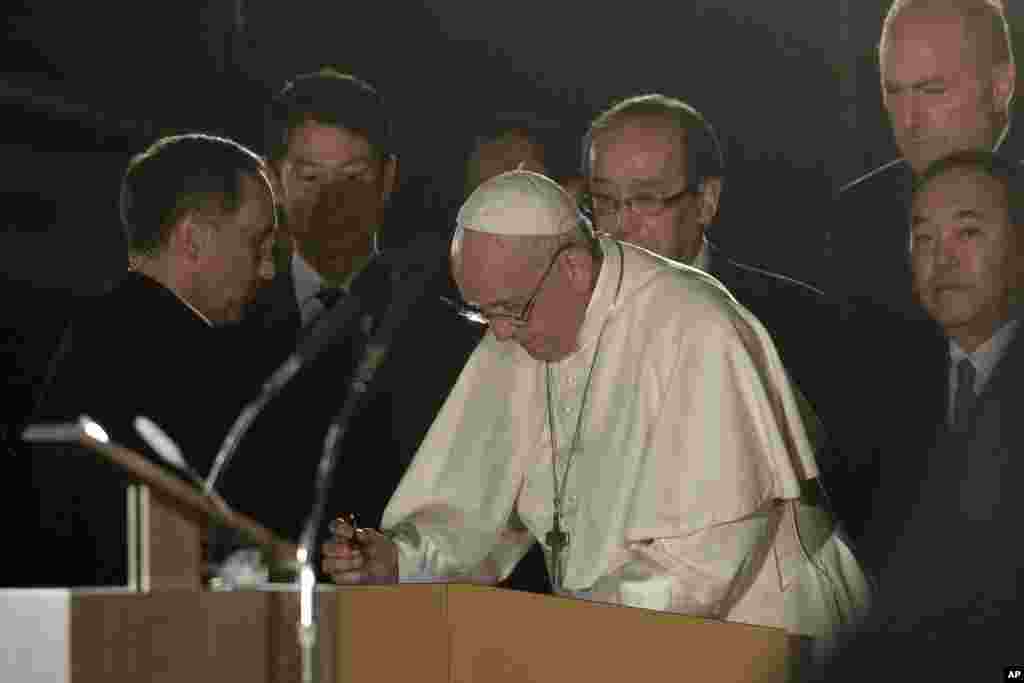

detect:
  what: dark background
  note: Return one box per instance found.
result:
[3,0,1023,433]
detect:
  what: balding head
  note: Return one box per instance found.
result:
[879,0,1016,173]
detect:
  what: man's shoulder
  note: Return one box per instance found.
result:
[708,244,825,312]
[837,159,911,200]
[985,320,1024,401]
[77,272,201,333]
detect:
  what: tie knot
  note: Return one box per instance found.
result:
[316,286,345,310]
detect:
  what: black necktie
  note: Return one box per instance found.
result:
[953,358,977,433]
[297,287,345,341]
[315,286,345,311]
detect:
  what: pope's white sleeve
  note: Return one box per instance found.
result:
[590,506,778,617]
[388,520,534,585]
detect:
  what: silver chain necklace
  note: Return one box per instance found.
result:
[542,241,623,591]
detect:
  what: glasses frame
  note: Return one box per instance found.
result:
[584,182,699,219]
[444,242,576,327]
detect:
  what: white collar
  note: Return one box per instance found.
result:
[172,290,213,327]
[292,249,328,312]
[132,268,214,327]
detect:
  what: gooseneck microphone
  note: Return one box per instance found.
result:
[204,289,365,494]
[296,232,446,561]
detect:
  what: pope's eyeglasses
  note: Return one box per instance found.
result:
[443,243,575,327]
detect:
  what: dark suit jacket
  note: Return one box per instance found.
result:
[834,310,950,573]
[807,324,1024,680]
[706,241,949,565]
[704,241,854,511]
[217,243,483,567]
[830,160,922,320]
[28,272,250,586]
[706,241,838,427]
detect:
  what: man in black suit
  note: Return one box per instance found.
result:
[831,0,1016,317]
[808,150,1024,680]
[583,93,839,483]
[28,133,278,586]
[217,70,477,564]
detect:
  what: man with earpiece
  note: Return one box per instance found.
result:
[27,133,278,587]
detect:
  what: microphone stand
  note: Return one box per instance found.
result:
[204,293,364,495]
[294,236,444,683]
[295,342,385,683]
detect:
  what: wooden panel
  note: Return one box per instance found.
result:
[69,591,270,682]
[334,584,450,683]
[63,588,348,683]
[445,585,791,683]
[143,487,203,591]
[266,588,338,683]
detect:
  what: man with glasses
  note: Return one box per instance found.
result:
[585,94,833,422]
[584,94,851,536]
[323,170,870,638]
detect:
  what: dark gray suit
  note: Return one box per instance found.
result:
[807,322,1024,680]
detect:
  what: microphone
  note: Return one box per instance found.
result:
[134,415,230,514]
[204,287,365,494]
[292,233,446,683]
[296,232,446,556]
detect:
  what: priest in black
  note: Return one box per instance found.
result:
[27,133,278,587]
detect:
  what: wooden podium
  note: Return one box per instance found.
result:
[331,583,799,683]
[10,422,804,682]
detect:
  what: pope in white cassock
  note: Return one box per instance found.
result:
[323,170,870,638]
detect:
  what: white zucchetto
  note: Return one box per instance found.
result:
[457,170,578,236]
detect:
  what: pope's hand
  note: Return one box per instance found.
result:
[322,517,399,585]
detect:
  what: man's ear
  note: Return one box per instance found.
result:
[380,153,399,204]
[173,213,211,266]
[696,177,723,227]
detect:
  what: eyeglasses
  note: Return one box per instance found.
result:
[584,185,697,218]
[443,243,574,327]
